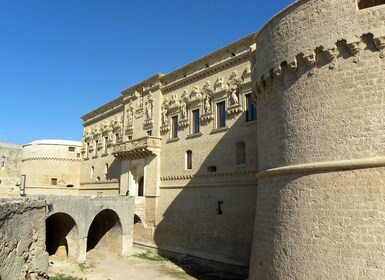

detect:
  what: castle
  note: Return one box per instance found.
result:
[1,0,385,279]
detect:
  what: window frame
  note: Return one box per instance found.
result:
[186,150,193,170]
[216,101,226,128]
[192,108,200,134]
[245,93,257,122]
[171,115,179,138]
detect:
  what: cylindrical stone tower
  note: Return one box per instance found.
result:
[249,0,385,279]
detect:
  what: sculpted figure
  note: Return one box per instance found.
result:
[180,101,187,119]
[137,92,143,109]
[162,108,168,125]
[171,93,177,102]
[146,102,153,119]
[191,85,201,100]
[229,85,239,105]
[204,96,211,113]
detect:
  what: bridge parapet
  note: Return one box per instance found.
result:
[36,195,134,262]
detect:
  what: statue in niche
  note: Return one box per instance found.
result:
[137,92,144,109]
[162,108,168,125]
[171,93,177,102]
[191,85,201,100]
[127,109,133,125]
[180,101,187,119]
[215,76,224,90]
[229,84,239,105]
[204,95,211,113]
[146,101,153,119]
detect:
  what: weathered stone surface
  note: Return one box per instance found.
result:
[249,0,385,279]
[0,142,22,196]
[0,198,48,280]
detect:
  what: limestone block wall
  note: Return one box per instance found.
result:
[21,140,82,195]
[0,142,22,195]
[81,103,124,194]
[0,198,48,280]
[154,38,259,272]
[249,0,385,279]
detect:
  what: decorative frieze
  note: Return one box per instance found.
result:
[200,112,213,122]
[227,104,243,115]
[160,169,255,181]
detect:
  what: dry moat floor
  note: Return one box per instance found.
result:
[48,248,246,280]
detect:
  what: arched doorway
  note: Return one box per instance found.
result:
[87,209,122,254]
[138,176,144,196]
[46,212,77,259]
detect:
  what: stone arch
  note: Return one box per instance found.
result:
[46,212,78,259]
[133,213,150,243]
[86,209,122,254]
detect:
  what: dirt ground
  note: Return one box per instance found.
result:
[47,248,246,280]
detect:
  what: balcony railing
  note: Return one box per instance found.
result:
[112,136,161,159]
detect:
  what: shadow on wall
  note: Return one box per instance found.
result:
[153,115,258,278]
[106,158,121,181]
[87,209,122,253]
[46,212,77,258]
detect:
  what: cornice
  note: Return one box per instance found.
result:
[22,157,82,162]
[257,156,385,179]
[161,52,250,94]
[82,97,124,126]
[121,73,164,100]
[161,170,255,181]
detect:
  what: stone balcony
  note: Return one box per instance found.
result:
[112,136,161,159]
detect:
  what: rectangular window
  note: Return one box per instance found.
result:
[246,94,257,122]
[147,130,152,136]
[51,178,57,185]
[217,101,226,128]
[115,133,120,144]
[128,135,133,141]
[192,109,200,134]
[68,146,75,152]
[172,116,179,138]
[186,150,192,170]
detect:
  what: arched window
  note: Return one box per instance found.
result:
[236,141,246,165]
[138,177,144,197]
[186,150,192,170]
[358,0,385,9]
[91,166,94,179]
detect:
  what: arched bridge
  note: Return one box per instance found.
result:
[41,195,134,262]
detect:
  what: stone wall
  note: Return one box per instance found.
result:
[0,142,22,196]
[0,198,48,280]
[249,0,385,279]
[21,140,82,195]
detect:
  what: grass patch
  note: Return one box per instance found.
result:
[133,251,169,263]
[78,262,94,273]
[49,274,86,280]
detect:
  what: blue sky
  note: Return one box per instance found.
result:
[0,0,293,144]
